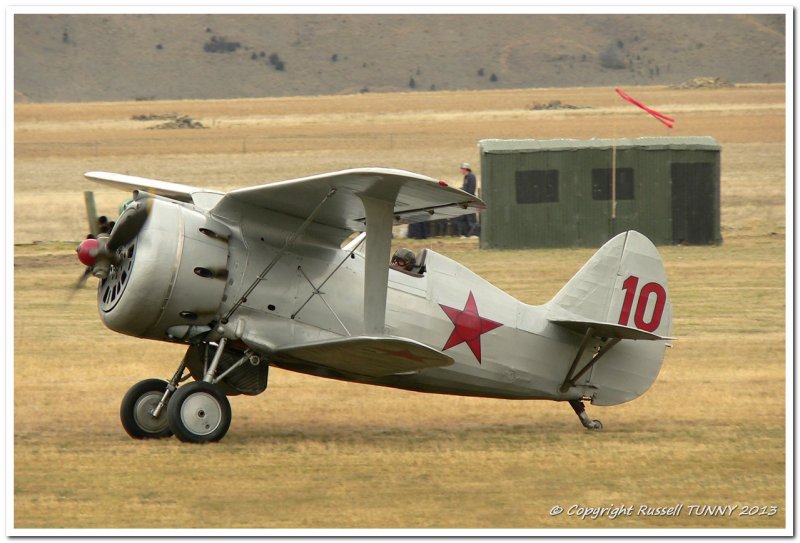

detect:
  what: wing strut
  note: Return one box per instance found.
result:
[360,196,395,335]
[220,188,337,325]
[295,267,352,336]
[291,234,366,330]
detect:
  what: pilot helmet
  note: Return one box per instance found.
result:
[392,248,416,270]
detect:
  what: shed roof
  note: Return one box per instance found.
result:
[479,136,721,154]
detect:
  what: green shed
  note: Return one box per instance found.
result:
[478,136,722,248]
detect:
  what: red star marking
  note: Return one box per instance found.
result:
[439,291,502,363]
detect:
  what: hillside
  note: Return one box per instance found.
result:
[14,13,786,103]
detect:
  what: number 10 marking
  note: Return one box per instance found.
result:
[618,275,666,332]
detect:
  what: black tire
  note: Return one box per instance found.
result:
[120,378,173,439]
[167,381,232,443]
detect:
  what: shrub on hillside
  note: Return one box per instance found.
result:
[268,53,286,71]
[203,36,241,53]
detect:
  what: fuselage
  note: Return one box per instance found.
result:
[98,196,584,401]
[97,196,663,405]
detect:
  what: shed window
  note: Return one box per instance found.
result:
[515,170,559,204]
[592,168,634,200]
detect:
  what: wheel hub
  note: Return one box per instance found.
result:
[180,392,222,436]
[133,392,169,433]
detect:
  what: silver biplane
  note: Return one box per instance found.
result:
[75,168,672,443]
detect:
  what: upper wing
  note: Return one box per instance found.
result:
[210,167,484,231]
[84,171,225,209]
[271,335,454,378]
[210,168,484,335]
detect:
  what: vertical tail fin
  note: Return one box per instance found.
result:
[547,231,673,406]
[547,230,672,339]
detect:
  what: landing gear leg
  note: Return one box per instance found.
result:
[120,357,190,439]
[569,399,603,431]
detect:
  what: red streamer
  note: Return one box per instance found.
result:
[615,88,674,128]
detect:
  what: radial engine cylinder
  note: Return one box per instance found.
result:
[98,198,230,342]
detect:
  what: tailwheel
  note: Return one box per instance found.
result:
[569,399,603,431]
[167,381,231,443]
[120,379,173,439]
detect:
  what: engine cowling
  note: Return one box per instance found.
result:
[97,197,230,342]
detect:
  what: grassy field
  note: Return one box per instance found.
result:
[12,85,788,531]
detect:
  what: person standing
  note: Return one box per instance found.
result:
[459,162,479,238]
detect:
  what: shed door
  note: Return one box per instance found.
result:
[671,162,714,244]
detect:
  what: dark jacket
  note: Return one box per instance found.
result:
[461,171,476,195]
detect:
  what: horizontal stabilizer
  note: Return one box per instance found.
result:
[272,336,454,377]
[549,318,671,341]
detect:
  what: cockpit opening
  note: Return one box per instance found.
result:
[390,248,427,277]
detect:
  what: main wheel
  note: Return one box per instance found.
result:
[120,378,173,439]
[167,381,231,443]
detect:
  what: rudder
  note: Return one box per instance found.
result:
[547,231,672,406]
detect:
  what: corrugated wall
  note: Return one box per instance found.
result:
[480,138,720,248]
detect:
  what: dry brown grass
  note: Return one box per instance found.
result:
[13,85,787,531]
[14,84,784,243]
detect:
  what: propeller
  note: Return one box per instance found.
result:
[73,265,94,291]
[107,196,151,252]
[73,191,152,290]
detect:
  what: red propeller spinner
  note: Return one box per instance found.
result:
[76,238,100,267]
